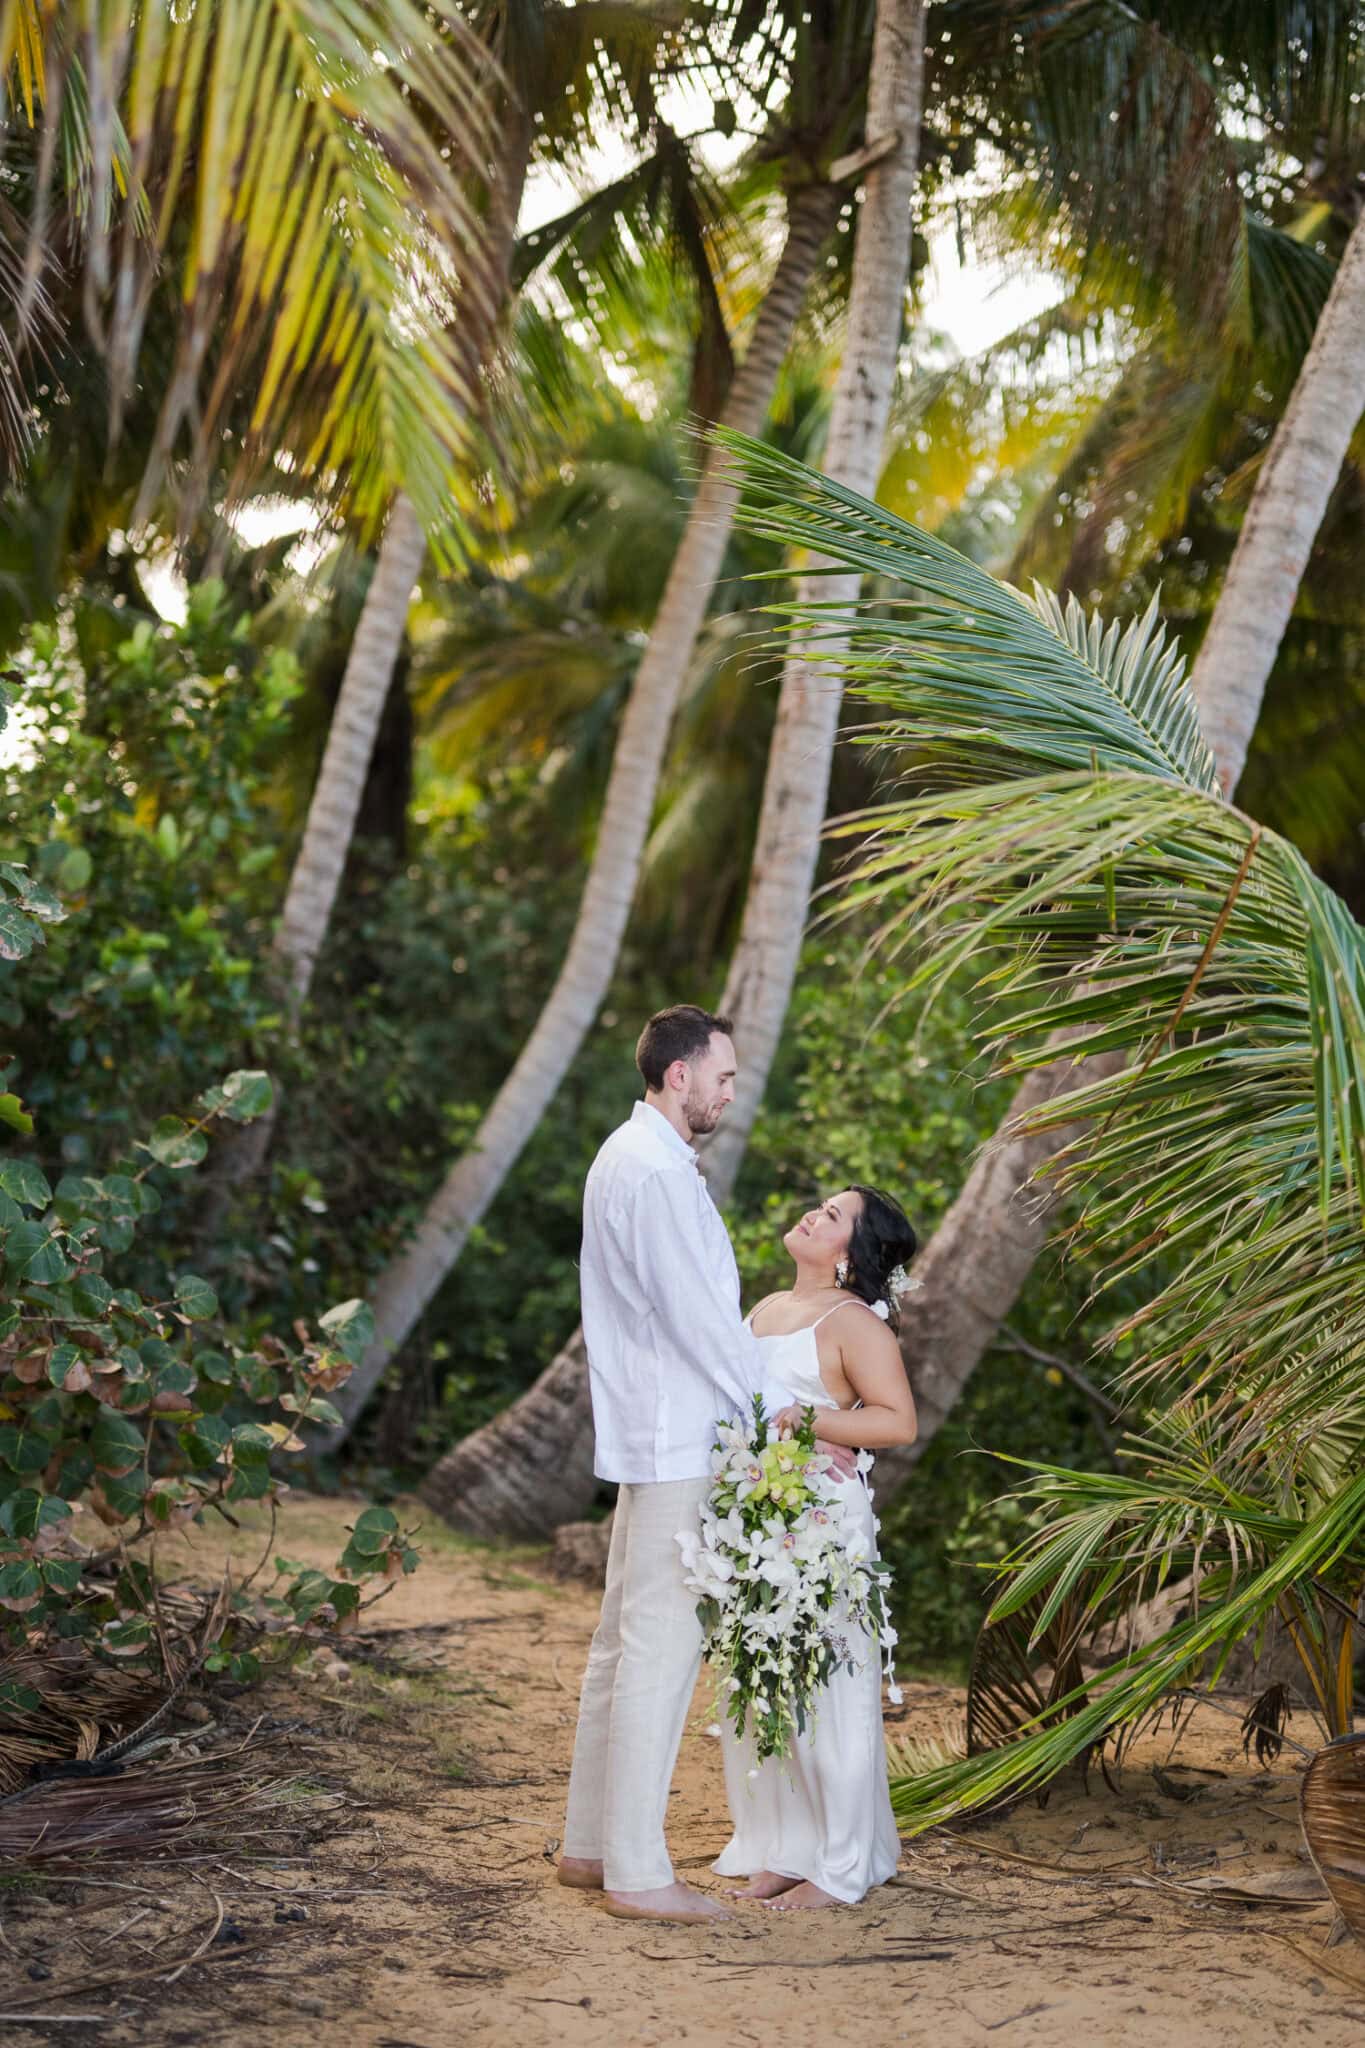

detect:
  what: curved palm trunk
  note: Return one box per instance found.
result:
[317,183,845,1456]
[701,0,926,1201]
[1190,205,1365,793]
[402,4,925,1530]
[197,116,533,1221]
[273,492,429,1008]
[273,108,534,1013]
[194,496,428,1217]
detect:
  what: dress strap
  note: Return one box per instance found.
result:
[745,1292,782,1330]
[811,1296,878,1331]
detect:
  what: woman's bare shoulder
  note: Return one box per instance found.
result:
[835,1300,904,1367]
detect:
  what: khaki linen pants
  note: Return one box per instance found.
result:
[561,1475,709,1892]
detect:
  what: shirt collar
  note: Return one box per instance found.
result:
[632,1098,698,1165]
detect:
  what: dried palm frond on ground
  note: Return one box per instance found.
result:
[0,1644,167,1796]
[0,1579,228,1795]
[886,1714,967,1781]
[0,1735,297,1865]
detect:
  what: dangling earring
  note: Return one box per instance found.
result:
[835,1257,849,1289]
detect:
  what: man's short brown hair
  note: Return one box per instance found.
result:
[635,1005,734,1091]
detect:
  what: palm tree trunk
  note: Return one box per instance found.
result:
[318,181,845,1457]
[273,492,429,1010]
[196,114,533,1223]
[701,0,927,1202]
[863,1050,1126,1500]
[1190,205,1365,793]
[272,107,534,1015]
[193,495,428,1218]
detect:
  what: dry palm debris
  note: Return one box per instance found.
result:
[0,1734,300,1865]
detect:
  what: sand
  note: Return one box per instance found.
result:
[3,1493,1363,2047]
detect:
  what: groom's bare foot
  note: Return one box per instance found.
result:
[556,1856,603,1890]
[604,1881,733,1923]
[762,1880,844,1912]
[727,1870,801,1901]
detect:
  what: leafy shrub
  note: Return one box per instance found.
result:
[0,687,416,1681]
[0,584,297,1195]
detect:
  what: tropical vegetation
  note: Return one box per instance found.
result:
[1,0,1363,1767]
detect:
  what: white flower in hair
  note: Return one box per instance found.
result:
[871,1298,891,1321]
[887,1263,921,1297]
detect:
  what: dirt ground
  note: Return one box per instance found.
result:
[3,1493,1365,2047]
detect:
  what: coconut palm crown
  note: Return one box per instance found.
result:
[718,425,1365,1821]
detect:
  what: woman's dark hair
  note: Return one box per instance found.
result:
[843,1185,917,1329]
[636,1004,733,1091]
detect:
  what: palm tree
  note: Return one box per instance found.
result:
[706,430,1365,1824]
[1189,203,1365,792]
[262,2,695,1020]
[327,179,845,1450]
[198,4,709,1223]
[705,0,1365,1192]
[408,0,1365,1538]
[325,4,898,1453]
[698,0,927,1202]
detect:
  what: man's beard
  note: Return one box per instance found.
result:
[684,1089,725,1136]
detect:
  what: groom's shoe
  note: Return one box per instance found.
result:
[603,1882,733,1924]
[556,1856,604,1890]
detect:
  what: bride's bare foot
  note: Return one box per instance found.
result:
[727,1871,801,1901]
[762,1880,845,1912]
[604,1881,733,1923]
[556,1856,603,1890]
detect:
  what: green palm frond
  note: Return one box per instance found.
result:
[1237,214,1337,361]
[716,430,1220,790]
[1,2,501,544]
[889,1463,1365,1834]
[719,428,1365,1814]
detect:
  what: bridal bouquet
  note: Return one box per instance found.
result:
[676,1394,899,1764]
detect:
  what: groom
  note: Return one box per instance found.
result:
[557,1005,818,1924]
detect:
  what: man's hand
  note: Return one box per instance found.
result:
[816,1439,857,1483]
[773,1400,859,1482]
[772,1405,857,1482]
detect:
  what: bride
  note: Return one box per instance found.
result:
[713,1182,918,1913]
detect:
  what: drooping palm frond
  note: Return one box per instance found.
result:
[718,428,1220,789]
[883,1464,1365,1831]
[0,2,501,546]
[941,0,1363,336]
[1002,212,1339,595]
[921,0,1352,605]
[720,428,1365,1819]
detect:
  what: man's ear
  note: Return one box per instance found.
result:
[665,1057,689,1093]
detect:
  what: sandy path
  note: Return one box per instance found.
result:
[13,1495,1365,2047]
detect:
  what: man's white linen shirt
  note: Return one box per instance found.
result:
[581,1101,764,1484]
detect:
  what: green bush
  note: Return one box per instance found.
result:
[0,686,417,1681]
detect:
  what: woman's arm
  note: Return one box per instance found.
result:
[774,1311,917,1449]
